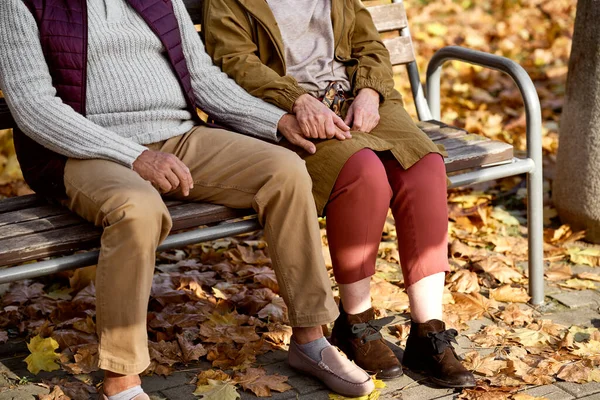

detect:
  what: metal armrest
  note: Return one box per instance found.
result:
[425,45,542,163]
[426,46,545,305]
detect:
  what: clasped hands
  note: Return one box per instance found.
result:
[132,88,380,195]
[278,88,381,154]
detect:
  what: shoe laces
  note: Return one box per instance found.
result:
[426,328,459,354]
[350,316,395,343]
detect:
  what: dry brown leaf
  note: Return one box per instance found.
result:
[257,297,288,323]
[544,264,573,281]
[196,369,231,385]
[2,282,45,305]
[497,304,533,326]
[558,279,597,291]
[370,279,410,312]
[462,351,507,377]
[39,386,71,400]
[450,292,499,320]
[576,272,600,282]
[490,285,530,303]
[557,360,596,383]
[446,270,481,293]
[177,333,207,363]
[233,367,292,397]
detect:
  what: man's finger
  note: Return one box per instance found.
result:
[174,158,193,192]
[164,170,181,193]
[156,177,173,193]
[171,163,191,196]
[292,135,317,154]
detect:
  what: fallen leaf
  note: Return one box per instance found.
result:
[576,272,600,282]
[567,247,600,267]
[558,279,597,291]
[490,285,530,303]
[25,335,61,374]
[39,385,71,400]
[194,378,240,400]
[446,270,481,293]
[233,367,292,397]
[545,264,573,281]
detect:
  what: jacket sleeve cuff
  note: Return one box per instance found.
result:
[279,84,309,113]
[353,76,391,101]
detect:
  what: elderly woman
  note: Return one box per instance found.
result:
[203,0,476,389]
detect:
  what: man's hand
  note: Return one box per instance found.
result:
[278,114,318,154]
[344,88,380,133]
[293,94,351,140]
[133,150,194,196]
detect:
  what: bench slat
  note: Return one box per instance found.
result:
[444,141,514,172]
[383,36,415,65]
[0,201,253,266]
[369,3,409,32]
[0,194,44,213]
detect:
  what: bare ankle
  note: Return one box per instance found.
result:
[103,372,141,396]
[292,326,324,345]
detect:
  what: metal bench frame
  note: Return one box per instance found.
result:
[0,0,544,305]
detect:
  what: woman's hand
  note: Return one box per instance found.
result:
[344,88,380,133]
[293,94,351,140]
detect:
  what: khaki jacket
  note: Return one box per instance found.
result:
[202,0,397,113]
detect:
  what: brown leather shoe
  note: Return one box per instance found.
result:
[288,339,375,397]
[402,319,476,388]
[330,305,403,380]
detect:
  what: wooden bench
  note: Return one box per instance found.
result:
[0,0,544,303]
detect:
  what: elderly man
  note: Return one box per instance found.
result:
[203,0,476,389]
[0,0,376,398]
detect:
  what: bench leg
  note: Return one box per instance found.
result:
[528,160,545,305]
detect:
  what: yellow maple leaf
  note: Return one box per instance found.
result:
[24,335,61,374]
[194,379,240,400]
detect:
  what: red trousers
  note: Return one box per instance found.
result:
[325,150,450,287]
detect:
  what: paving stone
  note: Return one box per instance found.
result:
[542,308,600,328]
[464,317,494,335]
[555,381,600,398]
[286,373,326,394]
[455,334,476,356]
[378,373,414,392]
[0,384,48,400]
[142,371,193,393]
[520,384,575,400]
[544,282,564,296]
[388,381,457,400]
[263,361,297,377]
[577,396,600,399]
[161,384,197,400]
[549,291,600,309]
[240,388,299,399]
[256,349,288,366]
[297,389,330,399]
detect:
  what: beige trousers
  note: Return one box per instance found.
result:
[63,126,338,375]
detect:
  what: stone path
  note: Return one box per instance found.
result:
[0,279,599,399]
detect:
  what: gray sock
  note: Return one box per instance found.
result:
[107,385,144,400]
[295,337,331,362]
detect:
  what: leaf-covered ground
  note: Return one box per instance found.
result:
[1,0,596,399]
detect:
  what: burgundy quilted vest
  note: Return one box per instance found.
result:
[16,0,199,198]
